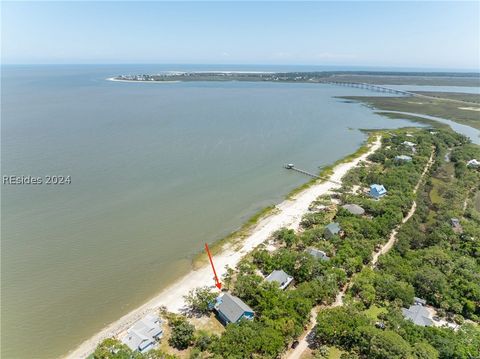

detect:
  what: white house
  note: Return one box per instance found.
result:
[266,270,293,290]
[121,313,163,353]
[467,159,480,168]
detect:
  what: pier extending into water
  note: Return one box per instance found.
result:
[284,164,342,185]
[284,164,320,178]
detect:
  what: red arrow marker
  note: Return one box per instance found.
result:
[205,243,222,290]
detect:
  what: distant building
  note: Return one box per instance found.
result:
[395,155,412,163]
[306,247,330,261]
[214,293,254,325]
[266,270,293,290]
[402,305,433,327]
[467,159,480,168]
[324,222,343,239]
[121,313,163,353]
[450,218,463,233]
[370,184,387,199]
[402,141,417,152]
[342,204,365,216]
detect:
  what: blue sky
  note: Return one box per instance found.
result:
[2,1,479,70]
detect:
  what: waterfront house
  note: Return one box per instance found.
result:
[324,222,343,239]
[402,305,433,327]
[369,184,387,199]
[121,313,163,353]
[266,269,293,290]
[214,293,254,325]
[467,159,480,168]
[306,247,330,261]
[395,155,412,163]
[342,204,365,216]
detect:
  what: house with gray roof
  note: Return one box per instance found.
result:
[214,293,254,325]
[402,141,416,148]
[324,222,342,239]
[402,305,433,327]
[266,270,293,290]
[121,313,163,353]
[306,247,330,261]
[342,204,365,216]
[395,155,412,163]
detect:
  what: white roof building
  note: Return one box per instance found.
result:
[121,313,163,353]
[467,159,480,168]
[266,270,293,290]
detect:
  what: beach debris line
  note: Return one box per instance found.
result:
[205,243,222,290]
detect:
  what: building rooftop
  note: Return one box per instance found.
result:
[121,313,163,353]
[402,305,433,327]
[325,222,341,234]
[402,141,416,147]
[342,204,365,215]
[266,270,293,289]
[395,155,412,162]
[216,293,254,324]
[306,247,330,261]
[467,159,480,167]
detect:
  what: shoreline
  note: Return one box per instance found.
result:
[64,135,382,359]
[106,77,181,83]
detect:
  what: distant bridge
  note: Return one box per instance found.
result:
[322,81,414,96]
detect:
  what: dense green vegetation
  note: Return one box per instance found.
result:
[92,128,479,359]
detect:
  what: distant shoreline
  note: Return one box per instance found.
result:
[106,77,181,83]
[64,134,382,359]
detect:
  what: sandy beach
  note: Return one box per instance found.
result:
[65,136,381,359]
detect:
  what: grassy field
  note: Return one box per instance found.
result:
[414,91,480,104]
[363,305,388,321]
[342,95,480,129]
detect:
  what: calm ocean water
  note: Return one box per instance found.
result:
[0,65,473,358]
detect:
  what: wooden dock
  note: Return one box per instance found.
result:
[284,165,320,178]
[283,164,342,186]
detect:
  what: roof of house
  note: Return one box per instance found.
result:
[395,155,412,161]
[216,293,254,323]
[306,247,330,261]
[266,270,292,285]
[451,218,460,226]
[325,222,341,235]
[402,305,433,326]
[122,313,162,352]
[402,141,416,147]
[342,204,365,215]
[370,184,387,193]
[467,159,480,166]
